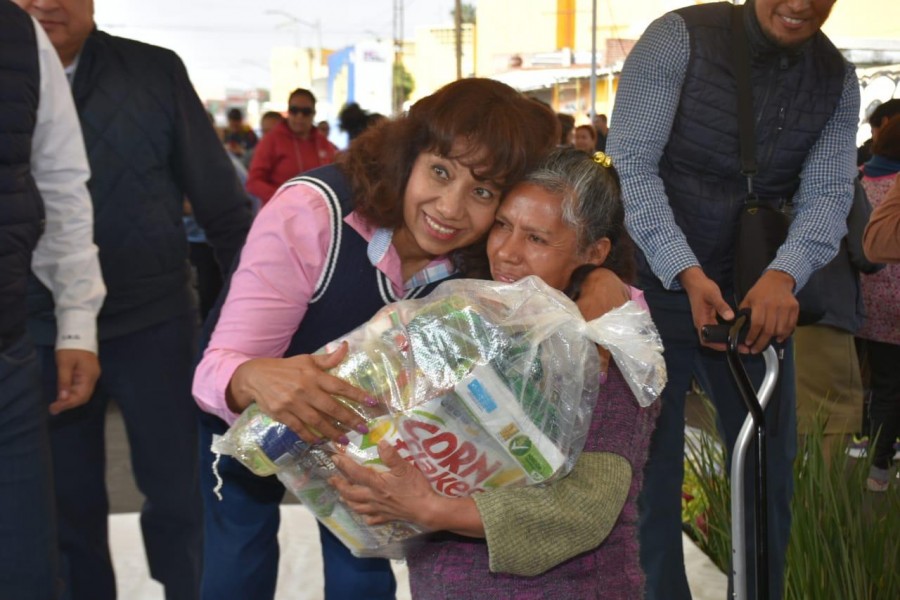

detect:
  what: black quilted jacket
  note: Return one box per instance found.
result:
[27,28,252,343]
[0,2,42,340]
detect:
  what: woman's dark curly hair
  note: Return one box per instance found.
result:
[336,78,558,235]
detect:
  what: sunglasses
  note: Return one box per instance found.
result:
[288,106,315,116]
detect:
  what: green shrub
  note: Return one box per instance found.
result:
[683,417,731,573]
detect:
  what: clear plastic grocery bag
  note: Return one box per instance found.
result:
[212,276,665,558]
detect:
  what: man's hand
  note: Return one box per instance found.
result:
[575,267,631,320]
[679,267,734,350]
[52,349,100,415]
[739,269,798,353]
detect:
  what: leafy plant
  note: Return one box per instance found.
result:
[450,2,477,24]
[785,426,900,598]
[682,398,900,599]
[682,410,731,573]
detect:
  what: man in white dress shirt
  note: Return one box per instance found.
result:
[0,3,104,599]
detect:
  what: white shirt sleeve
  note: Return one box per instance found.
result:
[28,17,106,353]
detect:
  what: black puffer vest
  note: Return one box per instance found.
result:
[0,4,44,340]
[646,1,846,289]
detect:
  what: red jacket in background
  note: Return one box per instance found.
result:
[247,121,338,204]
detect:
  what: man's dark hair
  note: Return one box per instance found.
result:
[288,88,316,106]
[227,107,243,121]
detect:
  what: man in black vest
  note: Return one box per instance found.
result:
[0,2,105,598]
[14,0,254,598]
[608,1,858,598]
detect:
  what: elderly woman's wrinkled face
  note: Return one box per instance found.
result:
[488,183,597,291]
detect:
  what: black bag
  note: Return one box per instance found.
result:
[733,201,825,326]
[733,201,791,302]
[735,179,882,327]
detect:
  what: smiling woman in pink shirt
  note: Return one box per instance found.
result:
[192,78,559,600]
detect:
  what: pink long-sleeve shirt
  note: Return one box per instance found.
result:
[191,180,454,424]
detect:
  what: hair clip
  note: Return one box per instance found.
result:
[592,151,613,168]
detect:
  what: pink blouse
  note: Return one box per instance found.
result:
[191,180,452,424]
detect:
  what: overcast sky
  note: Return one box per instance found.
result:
[94,0,461,96]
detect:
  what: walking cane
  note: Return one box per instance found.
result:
[702,313,780,600]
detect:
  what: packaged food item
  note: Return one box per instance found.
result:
[213,404,311,477]
[212,276,666,558]
[454,365,565,483]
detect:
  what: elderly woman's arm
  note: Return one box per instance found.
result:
[473,451,631,576]
[864,176,900,263]
[331,440,631,577]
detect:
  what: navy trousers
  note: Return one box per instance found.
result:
[0,334,61,600]
[38,314,203,600]
[638,288,796,600]
[198,411,397,600]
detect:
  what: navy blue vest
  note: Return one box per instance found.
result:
[644,2,846,289]
[0,4,44,339]
[281,165,449,357]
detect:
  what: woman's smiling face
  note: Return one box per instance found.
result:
[488,183,597,291]
[396,145,501,262]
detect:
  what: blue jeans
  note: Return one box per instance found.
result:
[638,288,796,600]
[198,411,397,600]
[0,334,61,600]
[39,315,203,600]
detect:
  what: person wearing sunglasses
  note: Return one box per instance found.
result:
[248,88,338,205]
